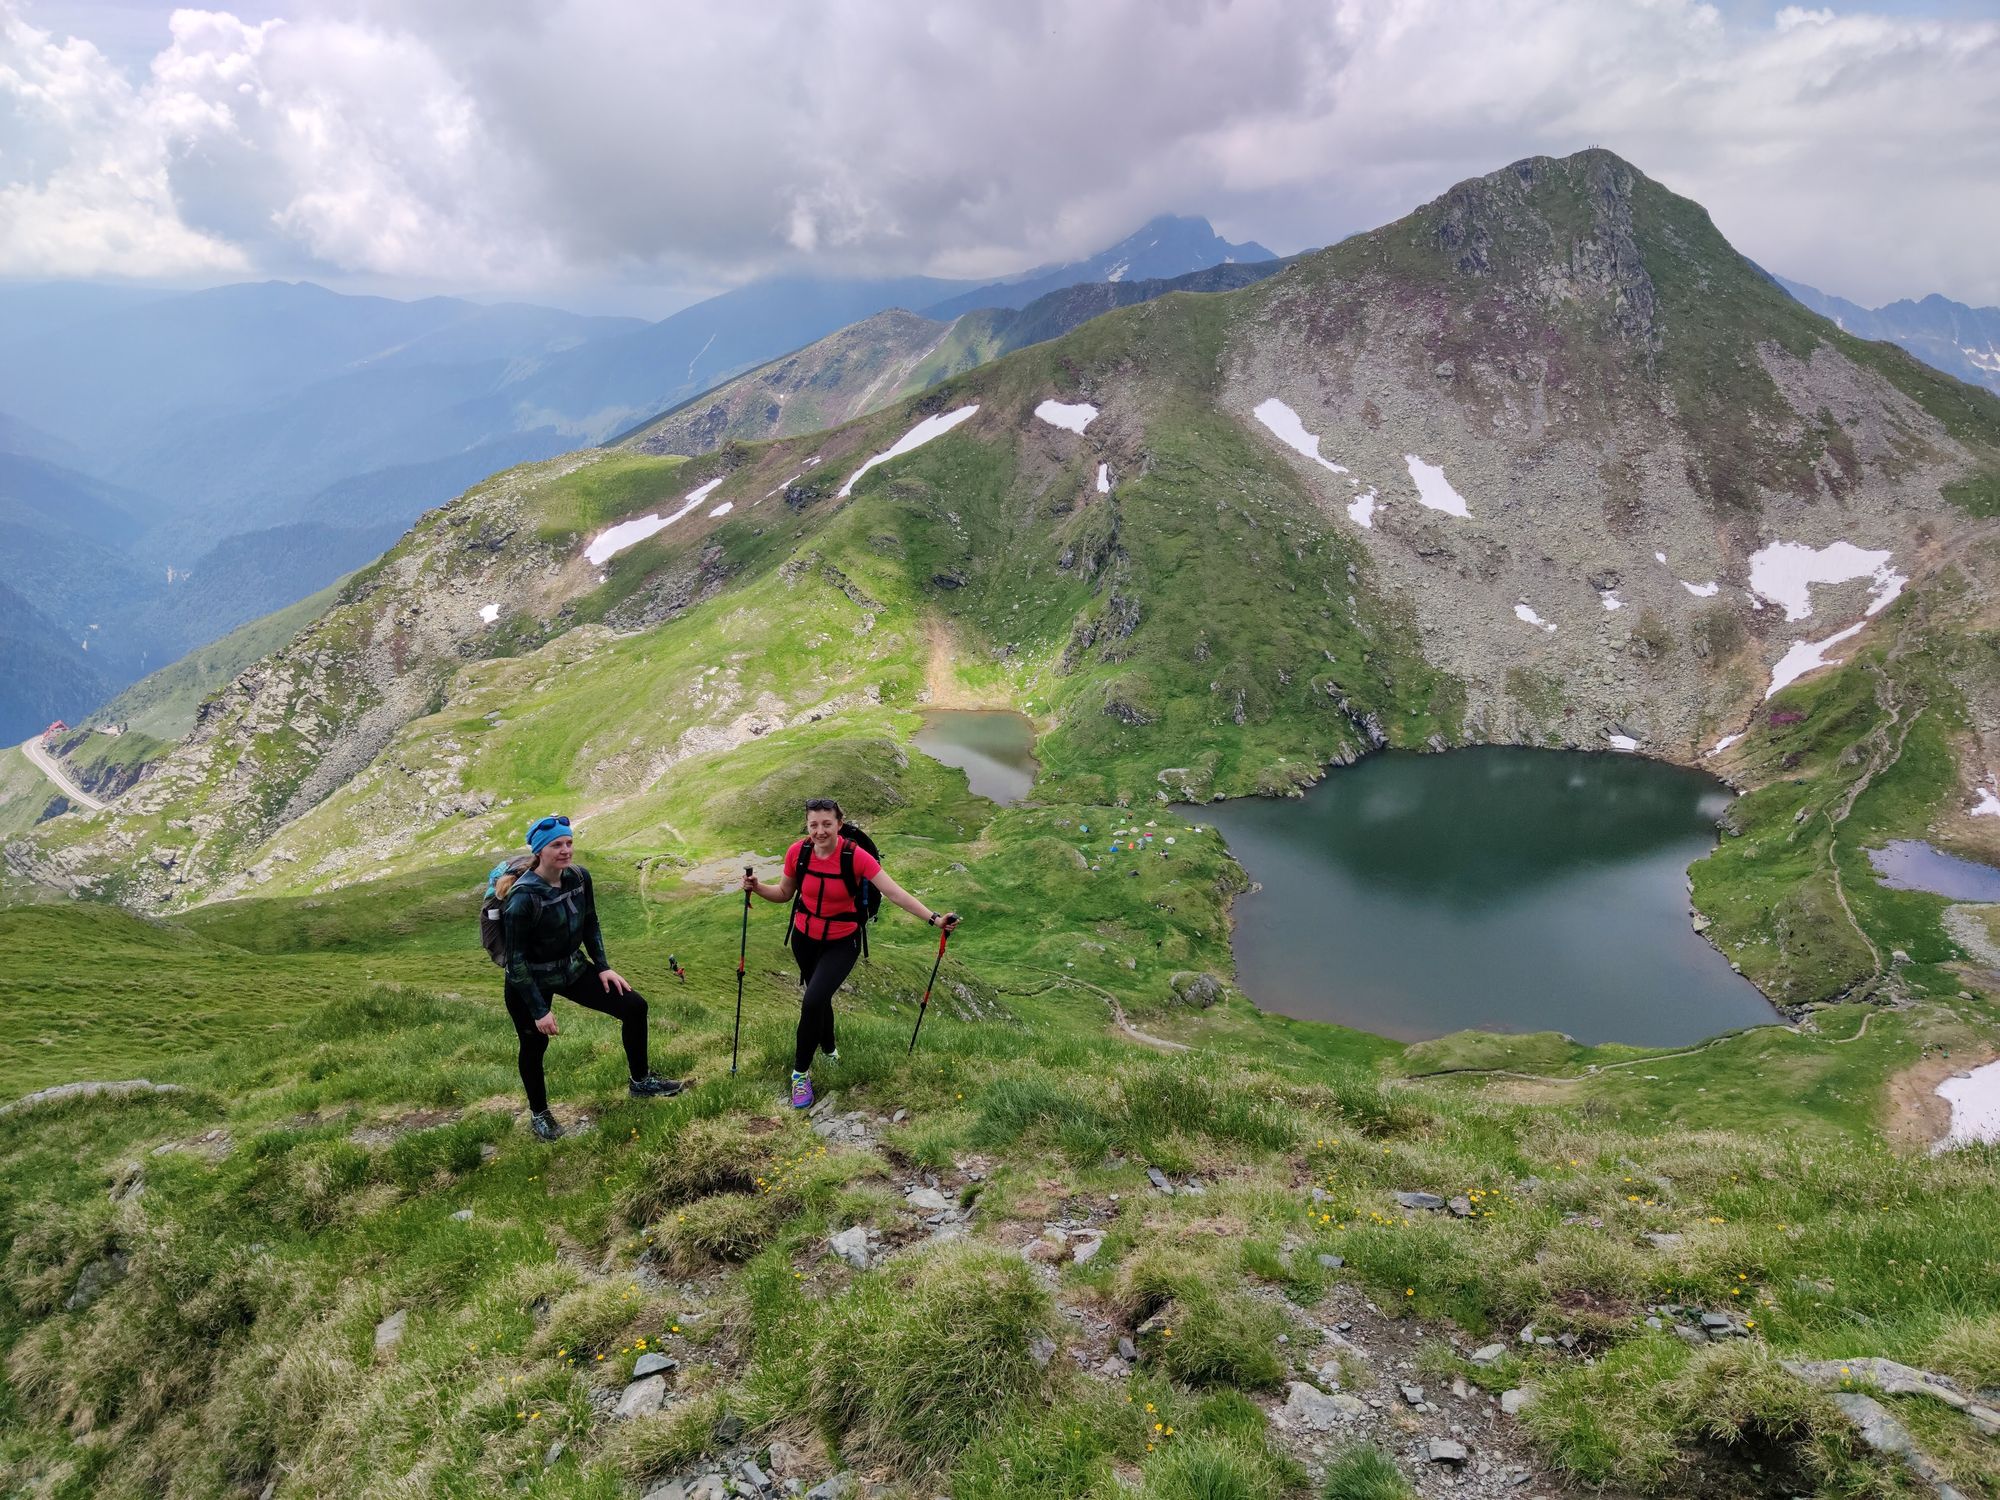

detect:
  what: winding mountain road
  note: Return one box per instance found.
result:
[18,737,105,812]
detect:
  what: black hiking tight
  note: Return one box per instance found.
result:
[791,928,860,1073]
[503,970,649,1114]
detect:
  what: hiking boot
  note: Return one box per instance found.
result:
[529,1109,562,1141]
[824,1049,840,1066]
[790,1071,814,1110]
[628,1073,685,1099]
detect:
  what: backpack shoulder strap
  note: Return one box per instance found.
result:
[838,838,868,920]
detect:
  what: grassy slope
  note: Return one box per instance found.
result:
[1,845,1995,1498]
[90,577,345,741]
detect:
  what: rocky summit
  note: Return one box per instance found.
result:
[3,150,1998,1500]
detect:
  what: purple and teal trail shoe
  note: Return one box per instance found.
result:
[790,1071,814,1109]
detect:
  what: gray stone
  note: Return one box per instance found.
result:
[1395,1191,1447,1211]
[642,1484,686,1500]
[1501,1388,1536,1416]
[1700,1313,1732,1330]
[1146,1167,1174,1195]
[1518,1323,1537,1344]
[1557,1332,1579,1350]
[544,1439,566,1467]
[766,1438,808,1477]
[804,1476,855,1500]
[714,1412,746,1443]
[614,1374,667,1419]
[1098,1355,1130,1377]
[450,1208,473,1222]
[828,1226,870,1269]
[1427,1438,1469,1465]
[1029,1337,1056,1368]
[64,1252,129,1312]
[1447,1195,1474,1218]
[905,1186,951,1213]
[891,1109,907,1123]
[1283,1380,1365,1431]
[1117,1337,1138,1360]
[1071,1237,1103,1266]
[1178,1180,1206,1196]
[738,1460,770,1490]
[1317,1253,1345,1269]
[374,1308,408,1353]
[632,1351,676,1378]
[1400,1382,1426,1407]
[1471,1343,1506,1366]
[1644,1232,1684,1249]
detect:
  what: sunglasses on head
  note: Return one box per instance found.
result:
[531,815,572,836]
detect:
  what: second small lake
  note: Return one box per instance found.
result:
[913,709,1039,805]
[1205,747,1781,1046]
[1867,840,2000,902]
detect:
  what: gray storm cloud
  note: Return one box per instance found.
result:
[4,0,1998,306]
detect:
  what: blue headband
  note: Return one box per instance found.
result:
[526,814,572,854]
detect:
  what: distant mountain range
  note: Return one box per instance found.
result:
[1777,278,2000,396]
[0,216,1275,736]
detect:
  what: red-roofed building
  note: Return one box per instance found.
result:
[41,720,67,748]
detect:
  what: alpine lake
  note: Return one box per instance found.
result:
[913,714,1781,1047]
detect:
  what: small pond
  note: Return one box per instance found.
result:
[913,709,1038,806]
[1866,840,2000,902]
[1205,747,1781,1046]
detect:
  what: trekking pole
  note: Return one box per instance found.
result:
[731,867,751,1076]
[907,924,953,1055]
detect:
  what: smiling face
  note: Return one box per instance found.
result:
[538,834,574,875]
[805,805,841,850]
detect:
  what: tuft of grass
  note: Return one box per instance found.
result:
[1139,1434,1286,1500]
[1121,1248,1290,1391]
[1924,1312,2000,1390]
[1321,1445,1417,1500]
[797,1243,1057,1473]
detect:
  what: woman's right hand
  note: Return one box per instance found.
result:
[741,871,758,894]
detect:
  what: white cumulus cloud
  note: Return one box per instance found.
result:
[2,0,1997,306]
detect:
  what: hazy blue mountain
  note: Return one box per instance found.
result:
[0,576,113,742]
[1777,277,2000,395]
[921,214,1279,321]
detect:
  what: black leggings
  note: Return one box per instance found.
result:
[791,928,860,1073]
[503,969,649,1114]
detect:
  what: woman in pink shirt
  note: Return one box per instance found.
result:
[743,797,959,1107]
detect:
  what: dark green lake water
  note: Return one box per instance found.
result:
[1204,748,1780,1046]
[913,709,1038,805]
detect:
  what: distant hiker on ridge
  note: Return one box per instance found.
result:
[742,797,959,1109]
[492,814,683,1140]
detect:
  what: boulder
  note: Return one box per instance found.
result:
[1394,1191,1446,1211]
[1282,1380,1364,1431]
[373,1308,408,1353]
[614,1374,667,1419]
[827,1226,870,1269]
[1426,1439,1469,1465]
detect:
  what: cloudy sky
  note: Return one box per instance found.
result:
[4,0,1997,316]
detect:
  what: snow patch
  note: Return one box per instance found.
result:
[837,405,980,498]
[766,473,801,498]
[1765,619,1868,699]
[1936,1060,2000,1149]
[1607,733,1639,753]
[583,476,728,566]
[709,500,733,518]
[1654,551,1668,565]
[1096,463,1111,495]
[1599,590,1625,611]
[1708,733,1743,756]
[1748,539,1905,621]
[1513,603,1556,633]
[1347,488,1377,528]
[479,603,500,625]
[802,456,822,467]
[1681,580,1719,598]
[1253,399,1348,474]
[1404,454,1471,517]
[1034,399,1099,434]
[1106,260,1129,283]
[1971,784,2000,817]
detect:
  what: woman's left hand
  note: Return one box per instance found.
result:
[598,968,632,994]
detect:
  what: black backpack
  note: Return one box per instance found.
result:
[787,823,883,958]
[479,856,580,967]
